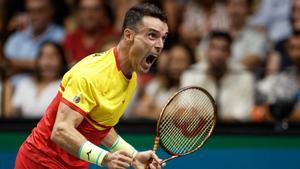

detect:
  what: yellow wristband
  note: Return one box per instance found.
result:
[109,136,138,158]
[78,141,108,166]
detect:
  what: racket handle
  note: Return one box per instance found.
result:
[146,136,160,169]
[153,136,159,152]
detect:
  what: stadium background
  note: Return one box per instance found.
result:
[1,0,300,168]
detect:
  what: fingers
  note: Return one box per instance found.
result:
[108,151,133,169]
[150,151,162,164]
[149,162,161,169]
[147,151,163,169]
[118,150,133,162]
[114,159,131,168]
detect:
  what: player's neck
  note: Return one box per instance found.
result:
[115,43,133,78]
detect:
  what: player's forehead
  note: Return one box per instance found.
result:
[138,16,168,35]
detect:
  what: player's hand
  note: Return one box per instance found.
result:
[102,150,133,169]
[132,150,163,169]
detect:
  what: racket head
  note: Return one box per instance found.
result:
[155,86,217,157]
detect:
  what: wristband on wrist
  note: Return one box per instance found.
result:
[78,141,108,166]
[108,136,138,158]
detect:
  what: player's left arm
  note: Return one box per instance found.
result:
[102,128,162,169]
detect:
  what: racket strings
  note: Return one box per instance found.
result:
[161,110,208,154]
[159,89,215,155]
[161,92,211,151]
[175,95,214,152]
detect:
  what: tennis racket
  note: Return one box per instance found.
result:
[151,86,217,166]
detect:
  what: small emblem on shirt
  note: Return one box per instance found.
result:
[73,95,81,103]
[122,100,125,104]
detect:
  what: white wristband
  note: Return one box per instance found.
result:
[78,141,108,166]
[109,136,138,158]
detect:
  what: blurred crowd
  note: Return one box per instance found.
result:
[1,0,300,124]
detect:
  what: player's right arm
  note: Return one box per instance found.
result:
[50,102,133,168]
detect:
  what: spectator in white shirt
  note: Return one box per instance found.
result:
[181,31,255,122]
[250,0,292,43]
[179,0,229,50]
[10,41,68,119]
[227,0,268,70]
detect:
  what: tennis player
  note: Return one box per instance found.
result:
[15,3,168,169]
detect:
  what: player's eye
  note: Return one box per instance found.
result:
[148,32,158,40]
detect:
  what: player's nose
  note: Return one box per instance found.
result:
[154,38,164,53]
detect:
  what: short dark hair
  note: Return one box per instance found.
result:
[121,3,167,33]
[209,30,233,46]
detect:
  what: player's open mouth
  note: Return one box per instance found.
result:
[140,54,158,72]
[145,54,157,65]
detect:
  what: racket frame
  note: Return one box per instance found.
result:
[153,86,217,163]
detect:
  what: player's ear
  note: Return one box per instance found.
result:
[123,28,134,42]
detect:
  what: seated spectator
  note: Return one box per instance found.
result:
[63,0,118,64]
[273,0,300,71]
[227,0,268,70]
[0,33,13,118]
[250,0,292,43]
[179,0,229,50]
[111,0,140,32]
[134,43,195,119]
[4,0,64,74]
[0,78,13,118]
[181,31,255,122]
[258,31,300,121]
[198,0,268,70]
[9,41,68,119]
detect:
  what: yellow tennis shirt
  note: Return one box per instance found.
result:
[59,47,137,130]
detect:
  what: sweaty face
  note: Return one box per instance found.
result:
[129,16,168,73]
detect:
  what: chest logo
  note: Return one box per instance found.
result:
[73,94,81,104]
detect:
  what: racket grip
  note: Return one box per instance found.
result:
[146,136,160,169]
[153,136,159,152]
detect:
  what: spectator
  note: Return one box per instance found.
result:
[273,0,300,71]
[258,31,300,121]
[4,0,64,75]
[0,77,13,118]
[134,43,195,119]
[198,0,268,70]
[63,0,118,63]
[0,40,13,117]
[9,41,68,119]
[250,0,292,43]
[179,0,229,50]
[111,0,140,32]
[181,31,255,122]
[227,0,268,70]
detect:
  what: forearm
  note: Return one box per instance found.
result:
[51,123,109,166]
[51,122,86,156]
[101,128,119,148]
[102,128,138,157]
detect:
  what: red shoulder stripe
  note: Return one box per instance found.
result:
[60,97,87,117]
